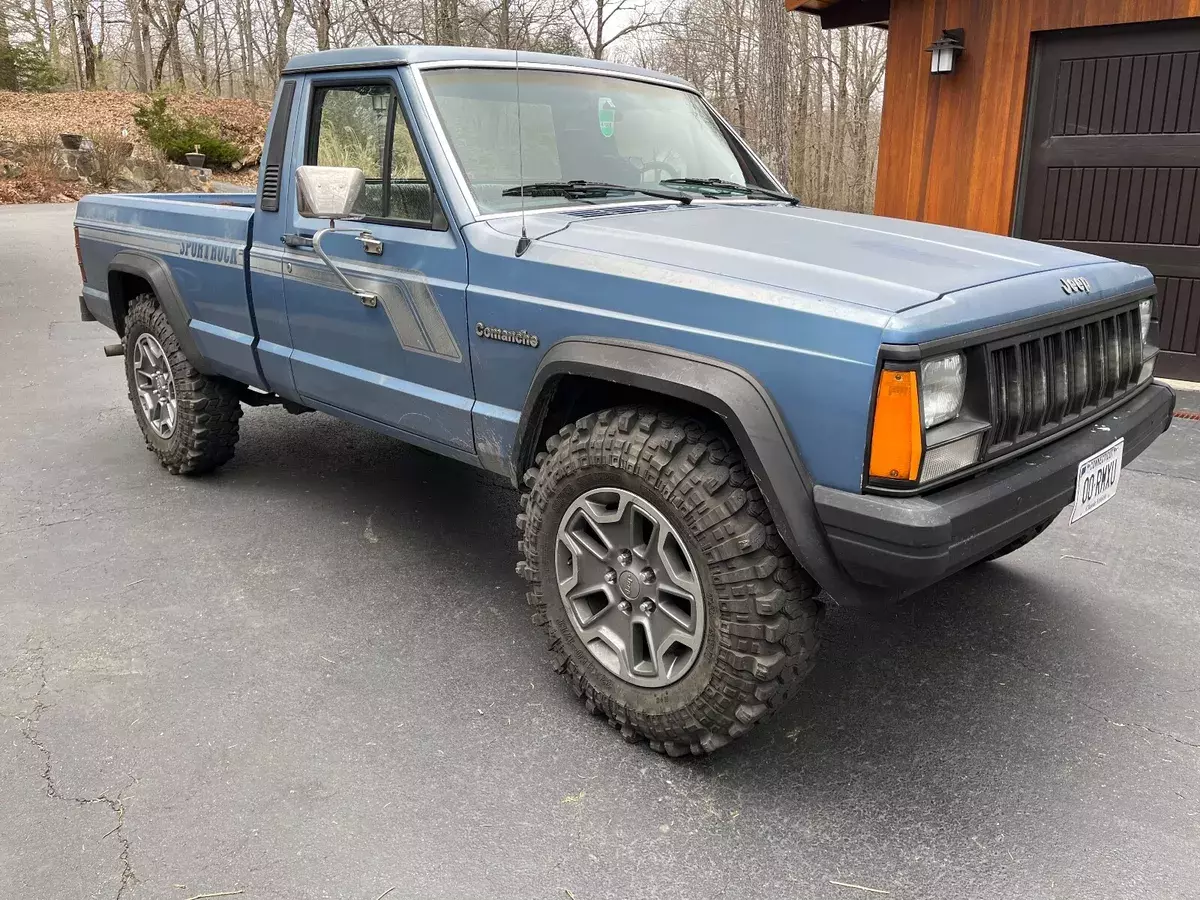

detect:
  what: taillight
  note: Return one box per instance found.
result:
[74,225,86,283]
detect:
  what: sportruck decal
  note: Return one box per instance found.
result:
[179,240,242,265]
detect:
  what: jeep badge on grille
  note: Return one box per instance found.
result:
[1060,276,1093,295]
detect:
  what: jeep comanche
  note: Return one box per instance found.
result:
[74,46,1175,756]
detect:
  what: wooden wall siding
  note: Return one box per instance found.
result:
[874,0,1200,234]
[1158,276,1200,353]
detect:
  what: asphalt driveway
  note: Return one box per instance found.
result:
[2,203,1198,900]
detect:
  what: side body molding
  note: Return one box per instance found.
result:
[107,250,213,374]
[513,338,887,608]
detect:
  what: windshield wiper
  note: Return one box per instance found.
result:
[661,177,800,206]
[501,180,692,205]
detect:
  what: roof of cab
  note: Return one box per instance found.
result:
[281,45,692,87]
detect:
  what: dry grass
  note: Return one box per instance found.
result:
[88,128,135,188]
[15,125,61,178]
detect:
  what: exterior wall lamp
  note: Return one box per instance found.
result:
[927,28,965,74]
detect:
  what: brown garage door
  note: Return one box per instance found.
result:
[1017,20,1200,381]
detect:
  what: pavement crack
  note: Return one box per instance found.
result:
[0,512,97,537]
[1087,712,1200,749]
[13,645,138,899]
[1125,466,1200,486]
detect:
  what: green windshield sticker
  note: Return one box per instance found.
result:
[598,97,616,138]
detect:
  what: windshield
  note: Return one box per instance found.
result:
[420,67,758,215]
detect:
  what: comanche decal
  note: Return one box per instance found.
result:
[476,322,540,348]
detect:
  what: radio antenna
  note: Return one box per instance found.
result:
[514,46,531,257]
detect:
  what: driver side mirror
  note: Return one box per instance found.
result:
[296,165,365,219]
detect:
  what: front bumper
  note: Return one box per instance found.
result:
[814,382,1175,591]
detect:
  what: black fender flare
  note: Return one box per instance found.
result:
[513,337,888,607]
[108,251,212,374]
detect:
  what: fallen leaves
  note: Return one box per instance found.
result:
[0,90,269,203]
[0,90,270,155]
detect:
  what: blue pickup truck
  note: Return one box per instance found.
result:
[76,46,1174,755]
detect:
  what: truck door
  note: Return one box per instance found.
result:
[280,70,474,455]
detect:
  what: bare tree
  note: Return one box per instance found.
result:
[569,0,663,60]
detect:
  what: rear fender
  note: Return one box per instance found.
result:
[108,251,213,374]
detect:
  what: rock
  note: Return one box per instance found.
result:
[159,163,213,193]
[243,141,264,166]
[114,166,154,193]
[124,157,159,181]
[60,133,85,150]
[53,147,99,180]
[0,139,18,159]
[0,157,21,178]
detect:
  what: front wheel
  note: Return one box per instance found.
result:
[517,407,823,756]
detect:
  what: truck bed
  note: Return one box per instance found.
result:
[76,192,264,388]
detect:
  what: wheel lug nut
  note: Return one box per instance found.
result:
[639,568,655,585]
[603,569,616,584]
[617,550,632,566]
[640,599,656,614]
[618,600,632,614]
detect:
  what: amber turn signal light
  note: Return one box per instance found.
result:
[868,369,923,481]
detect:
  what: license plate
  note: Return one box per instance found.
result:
[1070,438,1124,524]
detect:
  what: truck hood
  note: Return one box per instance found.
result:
[512,201,1114,315]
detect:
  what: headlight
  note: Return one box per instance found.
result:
[1138,299,1157,382]
[920,353,966,428]
[868,353,982,487]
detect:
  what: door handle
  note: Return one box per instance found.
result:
[357,231,384,256]
[282,233,314,249]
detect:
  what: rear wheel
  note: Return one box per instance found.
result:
[517,406,823,756]
[123,294,242,475]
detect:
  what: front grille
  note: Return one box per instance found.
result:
[987,305,1143,453]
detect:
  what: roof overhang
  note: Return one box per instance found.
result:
[787,0,890,29]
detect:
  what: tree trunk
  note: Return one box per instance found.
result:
[238,0,255,99]
[138,0,153,89]
[435,0,460,45]
[170,32,185,84]
[833,30,848,205]
[591,0,603,58]
[152,0,185,87]
[73,0,98,87]
[42,0,59,69]
[274,0,293,79]
[315,0,330,50]
[498,0,510,49]
[128,0,149,89]
[64,3,83,88]
[754,0,789,184]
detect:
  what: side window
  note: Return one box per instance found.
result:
[306,84,434,225]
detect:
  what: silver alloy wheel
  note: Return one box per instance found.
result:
[132,332,178,439]
[555,487,704,688]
